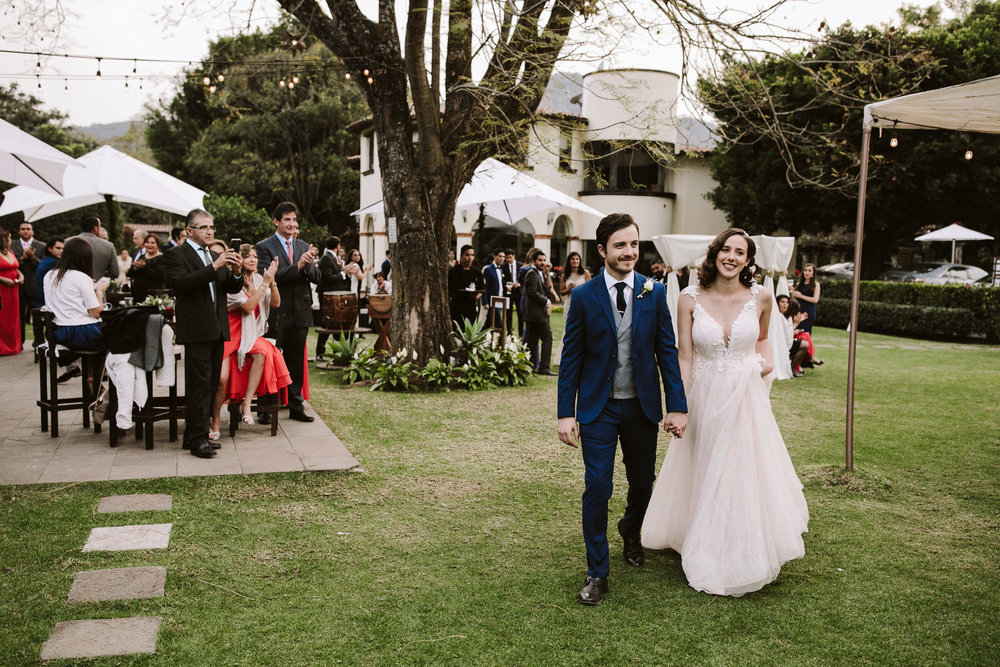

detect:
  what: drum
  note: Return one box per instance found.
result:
[321,291,358,332]
[368,293,391,319]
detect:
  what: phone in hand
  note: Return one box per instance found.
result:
[230,238,241,250]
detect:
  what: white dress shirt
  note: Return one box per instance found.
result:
[603,269,635,310]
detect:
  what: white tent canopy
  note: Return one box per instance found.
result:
[352,157,604,225]
[914,223,994,262]
[650,233,714,339]
[0,145,205,220]
[848,74,1000,469]
[0,118,81,195]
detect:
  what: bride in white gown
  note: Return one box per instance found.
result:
[641,229,808,597]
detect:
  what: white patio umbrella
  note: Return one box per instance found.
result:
[0,145,205,220]
[914,223,994,262]
[351,158,605,223]
[0,118,81,195]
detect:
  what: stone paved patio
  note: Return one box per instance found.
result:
[0,343,360,485]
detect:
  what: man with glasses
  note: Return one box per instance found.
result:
[163,209,244,458]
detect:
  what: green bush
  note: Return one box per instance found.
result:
[820,280,1000,341]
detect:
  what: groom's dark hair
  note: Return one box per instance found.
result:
[595,213,639,250]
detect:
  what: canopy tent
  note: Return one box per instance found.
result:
[651,233,796,381]
[351,157,604,225]
[0,145,205,220]
[848,74,1000,469]
[753,235,797,381]
[913,223,994,263]
[0,118,81,195]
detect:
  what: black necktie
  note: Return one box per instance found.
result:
[615,282,627,317]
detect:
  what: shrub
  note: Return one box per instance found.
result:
[342,348,380,384]
[819,280,1000,342]
[325,333,362,366]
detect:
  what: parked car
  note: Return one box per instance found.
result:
[894,263,989,285]
[816,261,854,279]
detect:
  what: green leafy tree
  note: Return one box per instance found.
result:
[700,3,1000,277]
[145,21,367,237]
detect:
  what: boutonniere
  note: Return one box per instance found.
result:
[637,278,654,299]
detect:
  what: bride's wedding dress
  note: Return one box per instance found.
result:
[641,284,808,596]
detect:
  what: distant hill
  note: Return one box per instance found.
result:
[72,121,135,141]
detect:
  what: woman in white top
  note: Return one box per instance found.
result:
[43,238,108,351]
[554,251,590,364]
[344,248,373,297]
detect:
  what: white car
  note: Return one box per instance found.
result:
[899,263,989,285]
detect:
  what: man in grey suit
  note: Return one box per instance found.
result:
[66,215,118,280]
[12,221,46,340]
[255,202,320,422]
[523,248,554,376]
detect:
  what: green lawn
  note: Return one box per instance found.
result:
[1,326,998,665]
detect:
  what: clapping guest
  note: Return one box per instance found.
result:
[126,234,167,302]
[208,245,289,439]
[777,295,810,377]
[0,228,26,355]
[344,248,373,297]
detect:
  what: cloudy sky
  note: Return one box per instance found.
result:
[2,0,927,128]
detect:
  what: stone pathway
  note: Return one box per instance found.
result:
[40,493,173,660]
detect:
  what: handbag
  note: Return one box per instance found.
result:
[90,363,110,424]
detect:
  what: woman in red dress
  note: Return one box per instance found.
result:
[0,228,25,355]
[208,244,291,439]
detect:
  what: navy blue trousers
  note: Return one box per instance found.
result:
[580,397,658,578]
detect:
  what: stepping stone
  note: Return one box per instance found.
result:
[82,524,172,552]
[68,567,166,603]
[97,494,172,513]
[40,617,161,660]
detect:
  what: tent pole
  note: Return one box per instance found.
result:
[846,127,872,472]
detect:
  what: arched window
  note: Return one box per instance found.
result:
[551,215,571,268]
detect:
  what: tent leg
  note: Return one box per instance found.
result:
[846,127,872,473]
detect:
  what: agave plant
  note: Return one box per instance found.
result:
[449,318,491,366]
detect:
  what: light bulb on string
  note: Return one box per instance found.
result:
[288,81,295,89]
[965,147,973,160]
[64,78,68,95]
[36,74,40,90]
[209,85,217,93]
[889,133,898,148]
[345,72,351,80]
[203,76,210,86]
[279,78,286,87]
[292,73,299,84]
[124,77,129,92]
[217,74,224,82]
[132,59,137,76]
[138,78,143,91]
[363,68,369,76]
[367,76,373,84]
[35,54,40,72]
[95,57,102,83]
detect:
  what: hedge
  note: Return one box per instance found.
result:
[816,280,1000,342]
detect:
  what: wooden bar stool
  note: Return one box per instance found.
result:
[32,309,104,438]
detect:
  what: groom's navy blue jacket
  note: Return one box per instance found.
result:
[557,272,686,424]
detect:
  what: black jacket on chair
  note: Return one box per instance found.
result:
[161,243,243,344]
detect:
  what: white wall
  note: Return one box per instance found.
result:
[671,155,729,236]
[581,70,679,144]
[578,193,673,239]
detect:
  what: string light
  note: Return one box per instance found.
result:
[363,68,369,76]
[132,59,137,76]
[216,73,224,82]
[965,147,974,160]
[138,78,143,91]
[345,72,351,79]
[279,78,286,87]
[95,56,102,83]
[287,80,295,89]
[209,84,217,93]
[367,76,373,84]
[889,133,898,148]
[202,75,210,85]
[64,78,68,95]
[35,74,40,89]
[35,53,40,72]
[124,76,129,91]
[292,73,299,84]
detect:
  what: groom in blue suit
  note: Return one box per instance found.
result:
[557,213,688,605]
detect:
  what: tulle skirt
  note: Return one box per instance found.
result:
[641,357,809,596]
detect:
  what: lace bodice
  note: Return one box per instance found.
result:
[682,284,763,379]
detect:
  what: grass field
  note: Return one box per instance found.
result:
[1,325,998,665]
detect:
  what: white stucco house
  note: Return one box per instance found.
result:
[351,68,728,273]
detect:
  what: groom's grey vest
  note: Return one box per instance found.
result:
[611,293,637,399]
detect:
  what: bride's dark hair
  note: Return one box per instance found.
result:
[699,228,757,289]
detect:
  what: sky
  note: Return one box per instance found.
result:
[1,0,930,128]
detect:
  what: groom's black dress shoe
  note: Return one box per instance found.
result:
[578,576,608,605]
[618,520,645,568]
[189,441,217,458]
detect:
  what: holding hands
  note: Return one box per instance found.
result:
[662,411,687,439]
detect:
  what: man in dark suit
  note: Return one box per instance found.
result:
[163,226,185,250]
[481,247,508,330]
[557,213,688,606]
[504,248,519,335]
[12,221,46,341]
[255,202,320,422]
[522,248,554,375]
[162,209,244,458]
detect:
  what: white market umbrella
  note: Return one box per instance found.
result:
[455,158,604,223]
[351,158,605,224]
[0,145,205,220]
[914,223,994,262]
[0,118,81,195]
